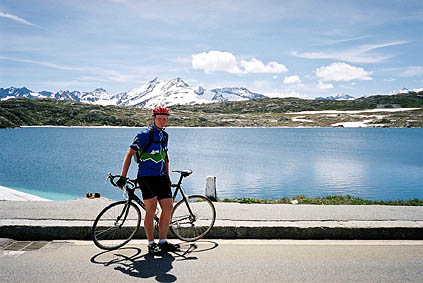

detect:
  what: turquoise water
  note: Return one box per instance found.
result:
[0,127,422,201]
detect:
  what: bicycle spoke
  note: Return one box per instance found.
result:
[170,195,216,241]
[95,226,117,238]
[92,201,141,250]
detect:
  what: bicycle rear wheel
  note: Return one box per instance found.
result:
[170,195,216,241]
[92,201,141,250]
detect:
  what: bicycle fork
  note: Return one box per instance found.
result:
[115,201,132,228]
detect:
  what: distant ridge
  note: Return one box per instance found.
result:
[0,78,266,108]
[2,81,422,108]
[316,94,355,101]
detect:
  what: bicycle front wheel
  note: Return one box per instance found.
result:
[170,195,216,241]
[91,201,141,250]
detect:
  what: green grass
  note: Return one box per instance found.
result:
[218,195,423,206]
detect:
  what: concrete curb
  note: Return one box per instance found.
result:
[2,200,423,241]
[1,220,423,241]
[209,226,423,240]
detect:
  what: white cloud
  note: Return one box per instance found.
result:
[315,62,373,82]
[319,36,370,45]
[283,75,301,85]
[192,50,287,74]
[192,51,242,74]
[291,50,386,64]
[317,81,334,89]
[0,11,39,27]
[291,41,407,64]
[0,56,86,71]
[0,55,137,84]
[398,66,423,77]
[240,58,288,74]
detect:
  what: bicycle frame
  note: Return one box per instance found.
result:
[121,173,194,224]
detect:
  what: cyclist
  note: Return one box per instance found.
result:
[116,105,179,255]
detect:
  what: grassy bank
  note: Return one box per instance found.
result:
[218,195,423,206]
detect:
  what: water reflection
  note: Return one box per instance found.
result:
[169,128,423,201]
[1,127,422,201]
[312,157,367,197]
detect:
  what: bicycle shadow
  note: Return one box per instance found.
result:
[172,241,219,261]
[90,241,219,282]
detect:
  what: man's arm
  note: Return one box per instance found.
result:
[121,148,137,177]
[164,160,169,176]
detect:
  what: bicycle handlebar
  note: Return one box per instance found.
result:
[106,169,193,189]
[105,173,136,189]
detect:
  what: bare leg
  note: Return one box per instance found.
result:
[158,198,173,240]
[143,197,158,242]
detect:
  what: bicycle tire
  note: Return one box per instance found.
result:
[92,201,141,250]
[170,195,216,241]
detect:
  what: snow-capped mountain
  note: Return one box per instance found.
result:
[388,87,423,95]
[1,78,266,108]
[208,87,265,102]
[315,94,355,101]
[368,87,423,97]
[0,87,40,100]
[0,86,114,104]
[116,77,212,108]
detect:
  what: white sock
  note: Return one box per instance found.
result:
[148,240,155,246]
[158,239,167,244]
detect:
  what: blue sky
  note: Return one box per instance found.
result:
[1,0,422,98]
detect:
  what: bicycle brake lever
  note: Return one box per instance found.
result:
[105,173,112,184]
[122,187,129,200]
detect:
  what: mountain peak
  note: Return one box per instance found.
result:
[150,77,159,84]
[316,94,355,101]
[0,87,33,99]
[1,77,267,108]
[164,77,189,89]
[210,87,264,101]
[93,88,107,93]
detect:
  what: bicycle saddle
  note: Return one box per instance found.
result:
[173,170,193,177]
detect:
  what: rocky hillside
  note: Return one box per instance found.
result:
[1,91,422,128]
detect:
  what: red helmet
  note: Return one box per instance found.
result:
[152,106,170,116]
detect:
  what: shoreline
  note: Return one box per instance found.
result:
[0,107,415,129]
[15,125,423,129]
[0,185,51,201]
[0,185,421,205]
[289,107,421,115]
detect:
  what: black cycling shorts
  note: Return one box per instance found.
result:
[137,176,172,201]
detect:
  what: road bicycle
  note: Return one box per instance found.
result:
[91,170,216,250]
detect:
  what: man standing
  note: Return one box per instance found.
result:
[116,106,179,255]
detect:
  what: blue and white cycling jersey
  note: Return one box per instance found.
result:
[130,125,168,177]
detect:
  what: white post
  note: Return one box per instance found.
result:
[205,176,217,201]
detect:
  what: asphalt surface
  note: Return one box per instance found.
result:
[1,198,423,240]
[3,240,423,283]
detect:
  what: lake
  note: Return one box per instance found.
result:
[0,127,422,201]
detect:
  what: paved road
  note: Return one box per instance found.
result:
[2,239,423,282]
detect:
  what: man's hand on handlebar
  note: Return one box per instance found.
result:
[116,176,127,189]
